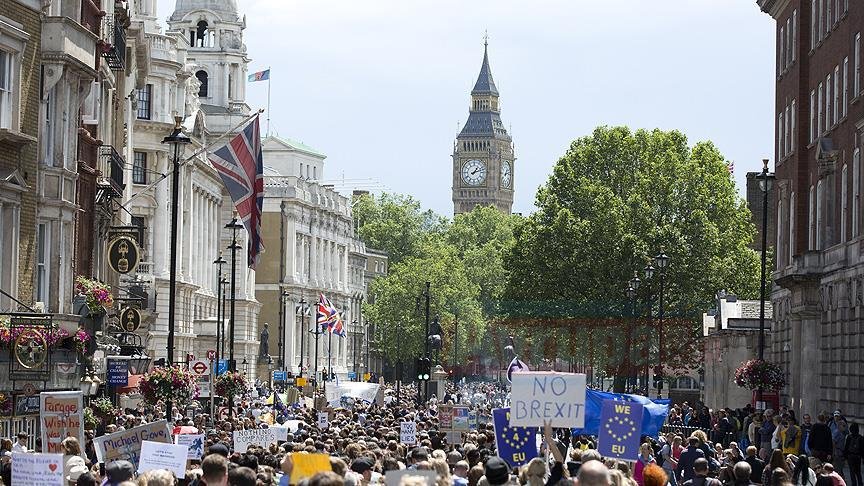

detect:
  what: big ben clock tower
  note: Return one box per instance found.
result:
[452,40,515,215]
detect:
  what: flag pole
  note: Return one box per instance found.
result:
[266,66,271,137]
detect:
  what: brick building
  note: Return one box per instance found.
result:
[0,0,40,312]
[758,0,864,418]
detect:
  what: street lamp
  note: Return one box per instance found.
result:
[128,352,152,375]
[654,248,670,398]
[161,115,190,423]
[225,216,244,373]
[643,263,655,396]
[625,285,636,393]
[296,298,310,376]
[219,277,228,358]
[756,158,774,409]
[213,253,227,365]
[279,291,290,369]
[352,318,359,379]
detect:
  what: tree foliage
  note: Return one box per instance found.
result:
[503,126,761,379]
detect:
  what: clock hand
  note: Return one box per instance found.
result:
[471,168,479,175]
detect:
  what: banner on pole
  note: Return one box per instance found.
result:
[597,399,644,460]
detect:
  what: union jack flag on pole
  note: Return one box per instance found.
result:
[317,293,338,329]
[208,115,265,268]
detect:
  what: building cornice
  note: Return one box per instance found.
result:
[758,0,791,18]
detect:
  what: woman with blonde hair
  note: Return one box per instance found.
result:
[519,458,546,486]
[430,458,452,486]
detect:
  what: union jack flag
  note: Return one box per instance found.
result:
[331,313,346,337]
[209,116,265,269]
[317,293,338,329]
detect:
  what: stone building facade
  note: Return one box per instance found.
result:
[256,136,387,382]
[759,0,864,419]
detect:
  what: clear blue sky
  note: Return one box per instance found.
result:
[157,0,776,217]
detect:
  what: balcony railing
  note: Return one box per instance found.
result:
[97,145,125,200]
[101,14,126,71]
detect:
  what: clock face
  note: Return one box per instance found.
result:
[501,161,512,188]
[461,159,486,186]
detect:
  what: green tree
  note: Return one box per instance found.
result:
[352,193,446,265]
[504,126,761,386]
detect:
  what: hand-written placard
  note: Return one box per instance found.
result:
[175,433,205,460]
[400,421,417,445]
[317,412,329,430]
[290,453,332,484]
[510,372,586,427]
[40,391,84,455]
[11,453,64,486]
[233,428,277,453]
[93,420,172,466]
[597,399,643,460]
[138,441,189,479]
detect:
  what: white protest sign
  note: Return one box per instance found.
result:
[271,426,289,442]
[283,420,303,433]
[384,469,437,486]
[11,453,64,486]
[233,428,277,453]
[138,440,188,479]
[317,412,329,430]
[175,434,205,460]
[510,372,587,428]
[400,421,417,445]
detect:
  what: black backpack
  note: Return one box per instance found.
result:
[848,435,864,456]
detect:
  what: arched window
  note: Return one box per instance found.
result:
[196,21,208,47]
[196,70,208,97]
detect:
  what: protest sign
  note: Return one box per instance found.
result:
[384,470,437,486]
[270,426,289,442]
[94,420,171,466]
[138,441,188,479]
[282,420,303,433]
[40,391,84,455]
[492,408,538,467]
[400,421,417,445]
[233,428,277,453]
[597,399,644,460]
[317,412,329,429]
[510,372,586,428]
[11,453,64,486]
[290,453,332,484]
[175,433,205,460]
[438,405,453,429]
[452,406,470,431]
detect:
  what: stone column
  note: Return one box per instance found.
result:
[154,153,169,277]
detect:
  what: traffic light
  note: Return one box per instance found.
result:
[416,357,431,381]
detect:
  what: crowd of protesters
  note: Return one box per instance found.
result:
[1,378,861,486]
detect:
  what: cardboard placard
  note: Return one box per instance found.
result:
[175,433,205,460]
[510,372,586,427]
[438,405,453,429]
[138,441,188,479]
[233,428,277,453]
[290,453,332,484]
[317,412,329,430]
[384,470,437,486]
[11,453,64,486]
[40,391,84,455]
[94,420,172,466]
[400,421,417,445]
[452,406,470,431]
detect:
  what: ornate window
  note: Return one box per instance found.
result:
[196,70,208,98]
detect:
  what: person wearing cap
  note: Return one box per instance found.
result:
[479,456,515,486]
[103,459,135,485]
[350,457,375,485]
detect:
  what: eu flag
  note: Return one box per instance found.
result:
[492,408,538,467]
[597,399,644,460]
[571,390,669,438]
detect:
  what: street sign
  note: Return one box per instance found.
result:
[216,359,228,376]
[197,375,211,398]
[207,349,216,361]
[190,360,209,376]
[272,371,287,382]
[120,307,142,332]
[107,358,129,386]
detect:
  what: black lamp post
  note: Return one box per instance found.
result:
[352,318,359,379]
[213,253,227,365]
[643,263,655,396]
[756,158,774,408]
[453,313,458,382]
[628,271,641,393]
[225,216,244,373]
[654,249,670,398]
[161,115,190,423]
[219,277,228,358]
[279,291,290,370]
[296,298,309,377]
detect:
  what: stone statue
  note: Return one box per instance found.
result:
[259,323,269,358]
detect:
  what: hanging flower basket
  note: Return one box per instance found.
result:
[138,365,199,408]
[73,328,92,354]
[89,397,118,423]
[83,407,98,430]
[734,359,786,391]
[213,371,248,398]
[74,277,114,315]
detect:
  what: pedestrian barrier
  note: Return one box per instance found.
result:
[0,416,39,450]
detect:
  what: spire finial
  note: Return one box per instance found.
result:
[483,30,489,48]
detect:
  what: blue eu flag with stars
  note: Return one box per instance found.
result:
[572,389,669,438]
[492,408,538,467]
[597,399,644,460]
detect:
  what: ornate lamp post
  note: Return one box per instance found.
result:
[755,158,774,408]
[225,216,244,373]
[295,298,309,377]
[643,263,655,396]
[213,253,227,364]
[161,116,190,423]
[628,271,641,393]
[654,249,670,398]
